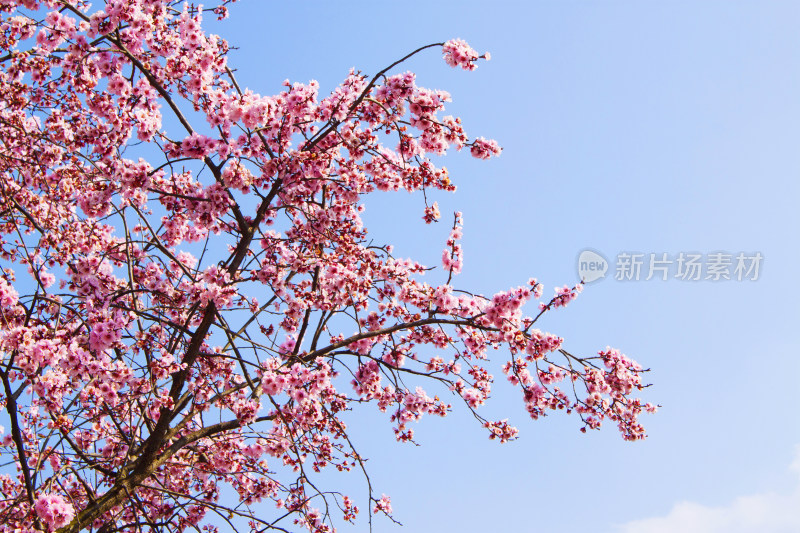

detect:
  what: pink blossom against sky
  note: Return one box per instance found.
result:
[0,1,795,531]
[210,2,800,531]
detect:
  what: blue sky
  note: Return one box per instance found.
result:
[210,2,800,531]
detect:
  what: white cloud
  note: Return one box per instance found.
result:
[617,446,800,533]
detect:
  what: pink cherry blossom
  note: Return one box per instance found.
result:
[0,3,654,531]
[34,493,75,530]
[442,38,488,71]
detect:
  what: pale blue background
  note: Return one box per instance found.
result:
[208,1,800,531]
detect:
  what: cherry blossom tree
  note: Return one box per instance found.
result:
[0,1,656,531]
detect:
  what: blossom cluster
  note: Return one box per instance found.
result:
[34,493,75,531]
[442,38,489,71]
[0,2,653,532]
